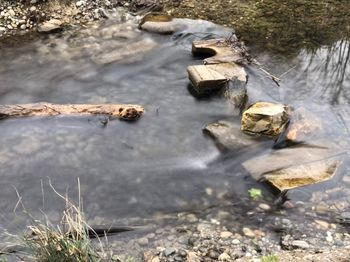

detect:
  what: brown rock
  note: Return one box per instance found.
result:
[37,19,63,33]
[241,102,289,137]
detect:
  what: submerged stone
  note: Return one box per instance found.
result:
[203,120,255,151]
[241,102,289,137]
[285,107,323,141]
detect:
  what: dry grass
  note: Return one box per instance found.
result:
[15,179,105,262]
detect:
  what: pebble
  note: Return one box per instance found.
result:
[220,231,233,239]
[243,227,255,237]
[258,203,271,211]
[218,252,231,261]
[232,239,241,245]
[291,240,310,249]
[137,237,149,246]
[314,219,329,229]
[164,247,176,257]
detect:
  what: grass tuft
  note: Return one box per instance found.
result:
[21,180,104,262]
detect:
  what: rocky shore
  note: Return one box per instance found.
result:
[0,0,161,37]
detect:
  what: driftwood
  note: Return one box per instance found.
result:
[0,103,144,121]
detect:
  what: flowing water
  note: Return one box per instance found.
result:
[0,11,349,239]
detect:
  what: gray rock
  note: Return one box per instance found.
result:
[203,120,255,151]
[164,247,176,257]
[291,240,310,249]
[137,237,149,246]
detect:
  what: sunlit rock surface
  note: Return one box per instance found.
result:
[241,102,289,137]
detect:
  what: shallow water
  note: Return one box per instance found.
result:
[0,14,349,237]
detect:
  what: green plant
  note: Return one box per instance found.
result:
[262,254,279,262]
[248,188,262,200]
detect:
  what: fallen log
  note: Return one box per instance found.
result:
[0,103,144,121]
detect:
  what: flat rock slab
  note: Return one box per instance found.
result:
[203,120,256,151]
[187,65,227,94]
[187,63,247,95]
[241,102,289,137]
[243,140,344,191]
[192,39,243,64]
[263,158,340,191]
[0,103,144,121]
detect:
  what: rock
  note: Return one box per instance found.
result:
[243,227,255,238]
[137,237,149,246]
[164,247,177,257]
[258,203,271,211]
[291,240,310,249]
[241,102,289,137]
[187,251,200,262]
[203,120,256,151]
[140,14,186,34]
[218,253,231,261]
[242,140,343,180]
[192,38,243,64]
[314,219,329,229]
[187,65,227,94]
[263,158,340,191]
[231,239,240,245]
[188,63,247,97]
[37,19,63,33]
[220,231,233,239]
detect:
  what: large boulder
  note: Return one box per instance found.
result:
[241,102,289,137]
[242,140,344,191]
[203,120,256,151]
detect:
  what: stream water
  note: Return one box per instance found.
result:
[0,12,349,240]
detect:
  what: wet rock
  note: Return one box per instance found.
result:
[263,158,340,191]
[203,120,255,151]
[187,65,227,94]
[218,252,231,261]
[140,14,186,34]
[37,19,63,33]
[242,140,344,180]
[241,102,289,137]
[192,38,243,64]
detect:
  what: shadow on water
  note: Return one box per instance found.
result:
[0,8,349,241]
